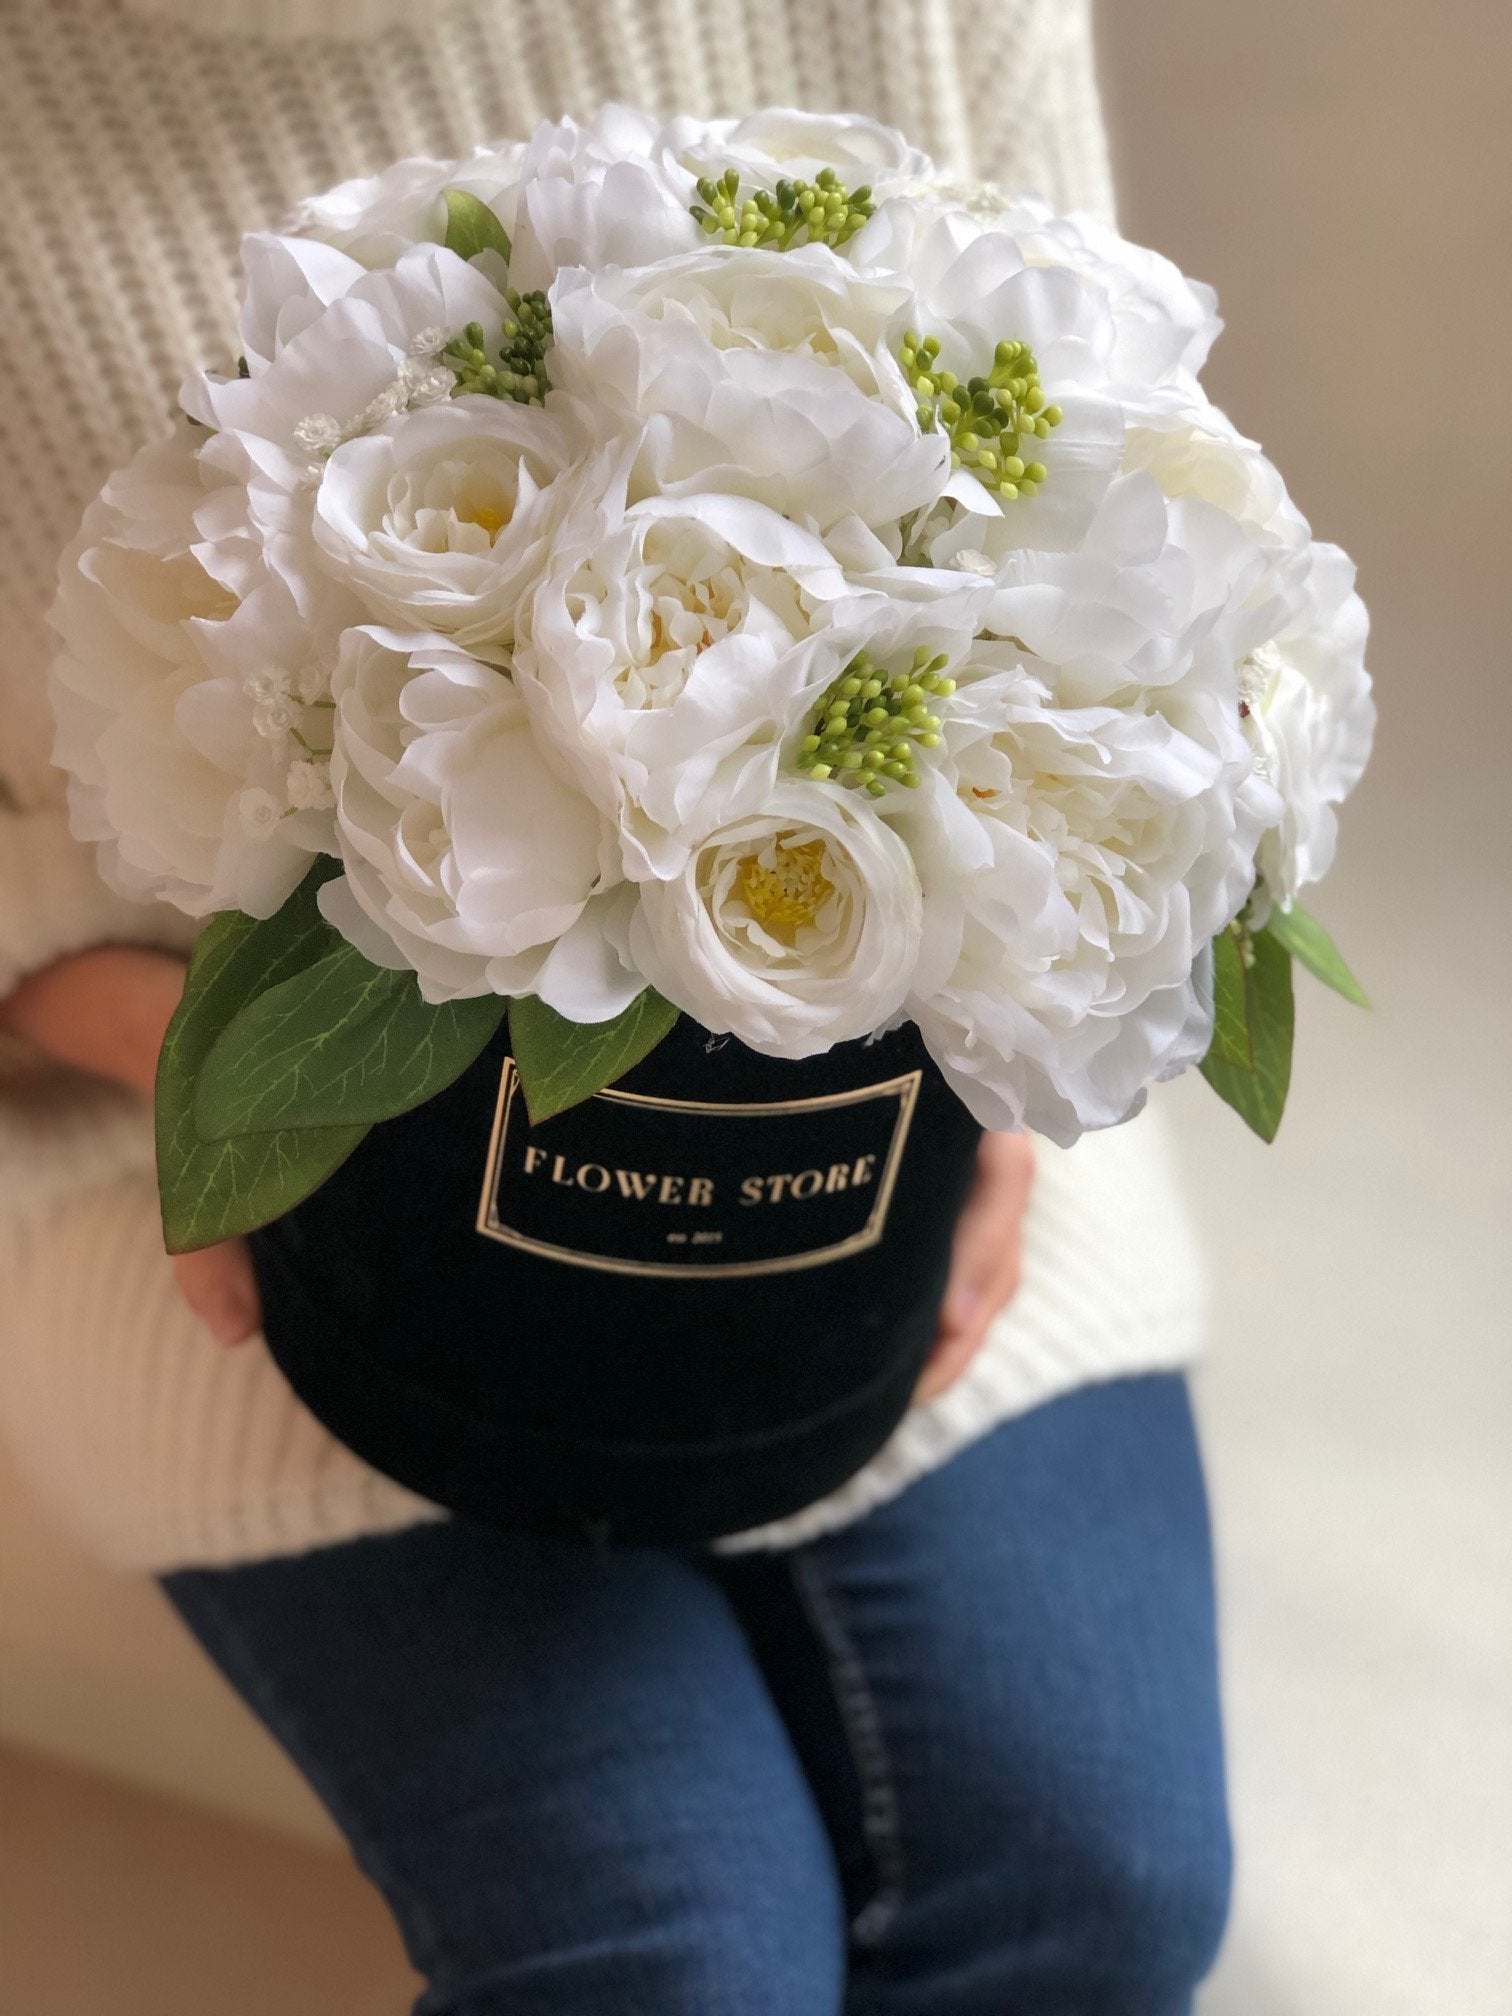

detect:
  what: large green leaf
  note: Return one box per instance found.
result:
[1266,901,1370,1008]
[1200,922,1295,1142]
[443,189,511,265]
[1206,922,1256,1071]
[155,866,368,1253]
[193,944,504,1140]
[509,990,680,1124]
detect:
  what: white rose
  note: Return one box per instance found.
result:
[629,781,925,1058]
[547,246,965,531]
[312,398,578,652]
[908,476,1281,1143]
[283,143,527,270]
[514,465,943,878]
[324,627,636,1015]
[48,423,338,919]
[507,105,701,295]
[848,199,1129,555]
[1242,542,1375,913]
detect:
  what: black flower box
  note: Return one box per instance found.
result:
[249,1016,982,1545]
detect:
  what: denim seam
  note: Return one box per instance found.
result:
[788,1552,906,1947]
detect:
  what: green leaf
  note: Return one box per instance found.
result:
[193,944,504,1140]
[509,990,680,1124]
[1206,923,1256,1071]
[155,866,368,1253]
[1200,923,1295,1142]
[1266,901,1370,1008]
[443,189,511,266]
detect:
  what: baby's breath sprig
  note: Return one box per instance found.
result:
[900,332,1063,501]
[796,646,956,798]
[690,165,875,250]
[444,288,554,404]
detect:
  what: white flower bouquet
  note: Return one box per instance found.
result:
[48,106,1374,1536]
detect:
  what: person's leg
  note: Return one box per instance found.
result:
[165,1520,846,2016]
[719,1373,1230,2016]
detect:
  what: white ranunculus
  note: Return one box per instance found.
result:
[547,246,965,532]
[324,627,636,1013]
[312,398,578,653]
[283,143,527,270]
[48,423,339,919]
[907,476,1281,1143]
[659,106,934,193]
[629,780,925,1058]
[848,199,1129,555]
[507,105,702,296]
[1242,541,1375,913]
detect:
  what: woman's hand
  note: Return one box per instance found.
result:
[0,946,261,1345]
[914,1131,1035,1406]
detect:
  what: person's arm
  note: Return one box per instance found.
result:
[0,945,262,1346]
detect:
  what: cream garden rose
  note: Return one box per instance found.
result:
[312,397,578,652]
[629,781,926,1057]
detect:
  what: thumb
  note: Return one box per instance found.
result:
[171,1239,261,1347]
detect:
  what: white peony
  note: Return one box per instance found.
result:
[183,242,507,461]
[659,106,934,194]
[907,476,1282,1142]
[323,627,636,1015]
[312,397,579,652]
[513,464,979,879]
[49,422,338,919]
[283,143,527,270]
[847,199,1130,555]
[1123,388,1307,554]
[507,105,702,295]
[629,780,925,1058]
[1241,541,1375,913]
[547,245,968,532]
[991,194,1223,387]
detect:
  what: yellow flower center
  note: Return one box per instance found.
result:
[736,837,834,943]
[461,503,509,542]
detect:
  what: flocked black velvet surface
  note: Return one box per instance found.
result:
[251,1018,982,1544]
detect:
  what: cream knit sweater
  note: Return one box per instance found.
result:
[0,0,1206,1571]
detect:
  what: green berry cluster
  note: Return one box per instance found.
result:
[900,332,1063,500]
[690,165,876,250]
[796,646,956,798]
[444,289,553,404]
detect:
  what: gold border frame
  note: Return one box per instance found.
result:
[474,1059,922,1279]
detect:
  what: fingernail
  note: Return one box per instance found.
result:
[948,1287,982,1327]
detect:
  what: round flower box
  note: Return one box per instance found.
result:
[250,1016,982,1544]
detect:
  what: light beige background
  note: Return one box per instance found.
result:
[3,3,1509,2011]
[1099,0,1512,2008]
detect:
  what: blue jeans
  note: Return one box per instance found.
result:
[165,1373,1230,2015]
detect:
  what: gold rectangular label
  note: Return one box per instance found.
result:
[475,1060,921,1280]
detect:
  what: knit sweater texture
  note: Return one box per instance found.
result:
[0,0,1206,1571]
